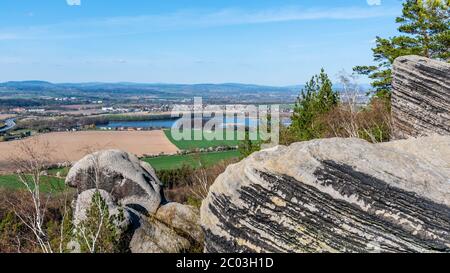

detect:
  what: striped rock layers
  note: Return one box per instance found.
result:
[392,55,450,138]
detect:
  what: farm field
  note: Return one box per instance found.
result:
[0,174,65,192]
[0,114,16,120]
[164,129,243,150]
[143,150,240,171]
[0,130,179,172]
[0,128,241,189]
[0,150,239,190]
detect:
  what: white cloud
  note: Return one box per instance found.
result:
[66,0,81,6]
[367,0,382,6]
[0,5,398,40]
[84,6,399,29]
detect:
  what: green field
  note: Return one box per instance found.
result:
[0,149,240,191]
[0,151,238,191]
[47,167,70,177]
[0,175,66,192]
[164,129,244,150]
[143,150,240,171]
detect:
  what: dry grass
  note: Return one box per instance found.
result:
[163,159,237,206]
[0,114,16,120]
[0,130,179,172]
[320,99,392,143]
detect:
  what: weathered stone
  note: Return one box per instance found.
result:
[66,150,204,253]
[392,55,450,139]
[155,203,204,247]
[130,216,192,253]
[201,137,450,253]
[130,202,203,253]
[66,150,163,215]
[73,189,131,231]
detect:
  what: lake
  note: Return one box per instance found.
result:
[99,117,292,130]
[100,119,178,129]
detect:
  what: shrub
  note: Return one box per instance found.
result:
[156,164,195,189]
[160,159,237,207]
[0,189,74,253]
[320,98,392,143]
[238,131,261,159]
[74,190,125,253]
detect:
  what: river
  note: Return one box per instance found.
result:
[0,119,16,133]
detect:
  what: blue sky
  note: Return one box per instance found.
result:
[0,0,404,85]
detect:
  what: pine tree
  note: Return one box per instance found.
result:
[238,130,261,159]
[290,69,339,141]
[75,191,124,253]
[354,0,449,97]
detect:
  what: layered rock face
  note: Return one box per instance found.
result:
[392,55,450,138]
[201,136,450,253]
[66,150,203,253]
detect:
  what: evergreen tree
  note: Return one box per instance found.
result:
[238,130,261,159]
[75,191,124,253]
[290,69,339,141]
[354,0,449,97]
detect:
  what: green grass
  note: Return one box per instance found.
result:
[0,150,239,190]
[47,167,70,177]
[143,150,240,171]
[164,129,244,150]
[0,175,66,192]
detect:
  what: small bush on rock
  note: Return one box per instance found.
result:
[74,191,125,253]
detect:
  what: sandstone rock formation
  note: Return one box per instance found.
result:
[201,136,450,253]
[66,149,203,253]
[130,203,203,253]
[392,55,450,139]
[155,202,204,243]
[66,150,163,215]
[130,218,192,253]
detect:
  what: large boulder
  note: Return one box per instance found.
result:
[66,149,163,215]
[201,136,450,253]
[130,203,204,253]
[392,55,450,139]
[155,202,204,244]
[66,149,203,253]
[130,219,192,253]
[130,203,203,253]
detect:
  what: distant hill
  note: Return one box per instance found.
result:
[0,81,297,93]
[0,81,372,94]
[0,81,370,105]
